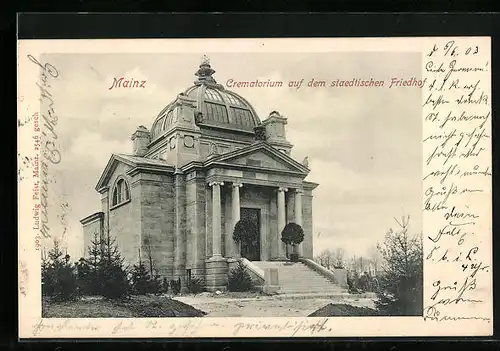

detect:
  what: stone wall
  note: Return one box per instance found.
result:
[81,213,103,257]
[107,163,139,267]
[139,173,176,279]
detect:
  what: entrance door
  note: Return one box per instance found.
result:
[240,208,261,261]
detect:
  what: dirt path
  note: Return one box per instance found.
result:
[174,295,376,317]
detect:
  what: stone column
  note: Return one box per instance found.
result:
[210,181,224,258]
[206,181,228,292]
[277,187,288,259]
[231,182,243,257]
[295,189,303,256]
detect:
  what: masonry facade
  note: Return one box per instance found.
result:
[80,57,318,291]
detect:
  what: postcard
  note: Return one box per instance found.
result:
[17,37,492,338]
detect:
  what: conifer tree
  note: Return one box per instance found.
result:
[375,216,423,316]
[130,248,153,295]
[41,247,53,296]
[98,227,130,299]
[42,239,78,301]
[227,261,254,292]
[76,231,102,295]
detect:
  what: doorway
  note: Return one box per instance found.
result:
[240,208,261,261]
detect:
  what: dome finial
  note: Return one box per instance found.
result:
[195,55,217,86]
[201,54,210,66]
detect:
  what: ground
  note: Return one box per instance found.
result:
[42,295,206,318]
[173,292,377,317]
[42,292,378,318]
[308,303,379,317]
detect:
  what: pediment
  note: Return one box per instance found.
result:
[206,142,309,175]
[95,154,174,192]
[228,151,296,171]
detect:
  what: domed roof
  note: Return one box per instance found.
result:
[150,56,260,141]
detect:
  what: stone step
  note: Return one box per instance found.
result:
[279,288,340,293]
[278,287,343,293]
[250,260,344,295]
[279,289,344,293]
[279,280,333,285]
[279,282,334,286]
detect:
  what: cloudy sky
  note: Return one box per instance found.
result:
[43,52,422,259]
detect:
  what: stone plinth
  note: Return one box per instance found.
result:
[205,256,229,292]
[263,268,279,294]
[332,268,348,288]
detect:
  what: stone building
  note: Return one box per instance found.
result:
[80,57,319,291]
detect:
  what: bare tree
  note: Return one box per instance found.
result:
[333,248,346,268]
[142,236,161,294]
[368,245,382,276]
[315,249,334,270]
[143,236,155,277]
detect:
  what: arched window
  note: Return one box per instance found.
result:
[111,178,130,207]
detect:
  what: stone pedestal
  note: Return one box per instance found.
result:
[263,268,279,294]
[332,268,348,288]
[205,256,229,292]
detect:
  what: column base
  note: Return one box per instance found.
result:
[205,256,229,292]
[207,254,225,262]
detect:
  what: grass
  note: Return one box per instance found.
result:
[42,295,207,318]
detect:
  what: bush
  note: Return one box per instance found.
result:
[188,277,204,294]
[233,218,259,243]
[149,273,162,295]
[233,218,260,259]
[162,277,169,294]
[281,222,304,259]
[170,278,182,295]
[228,261,254,292]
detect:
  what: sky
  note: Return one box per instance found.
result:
[42,52,423,260]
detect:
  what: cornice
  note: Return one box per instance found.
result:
[126,165,176,177]
[80,211,104,225]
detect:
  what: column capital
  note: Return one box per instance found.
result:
[278,187,288,192]
[232,182,243,188]
[295,188,304,194]
[208,181,224,187]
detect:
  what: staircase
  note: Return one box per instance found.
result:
[251,261,346,295]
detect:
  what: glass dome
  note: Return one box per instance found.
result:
[150,57,260,141]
